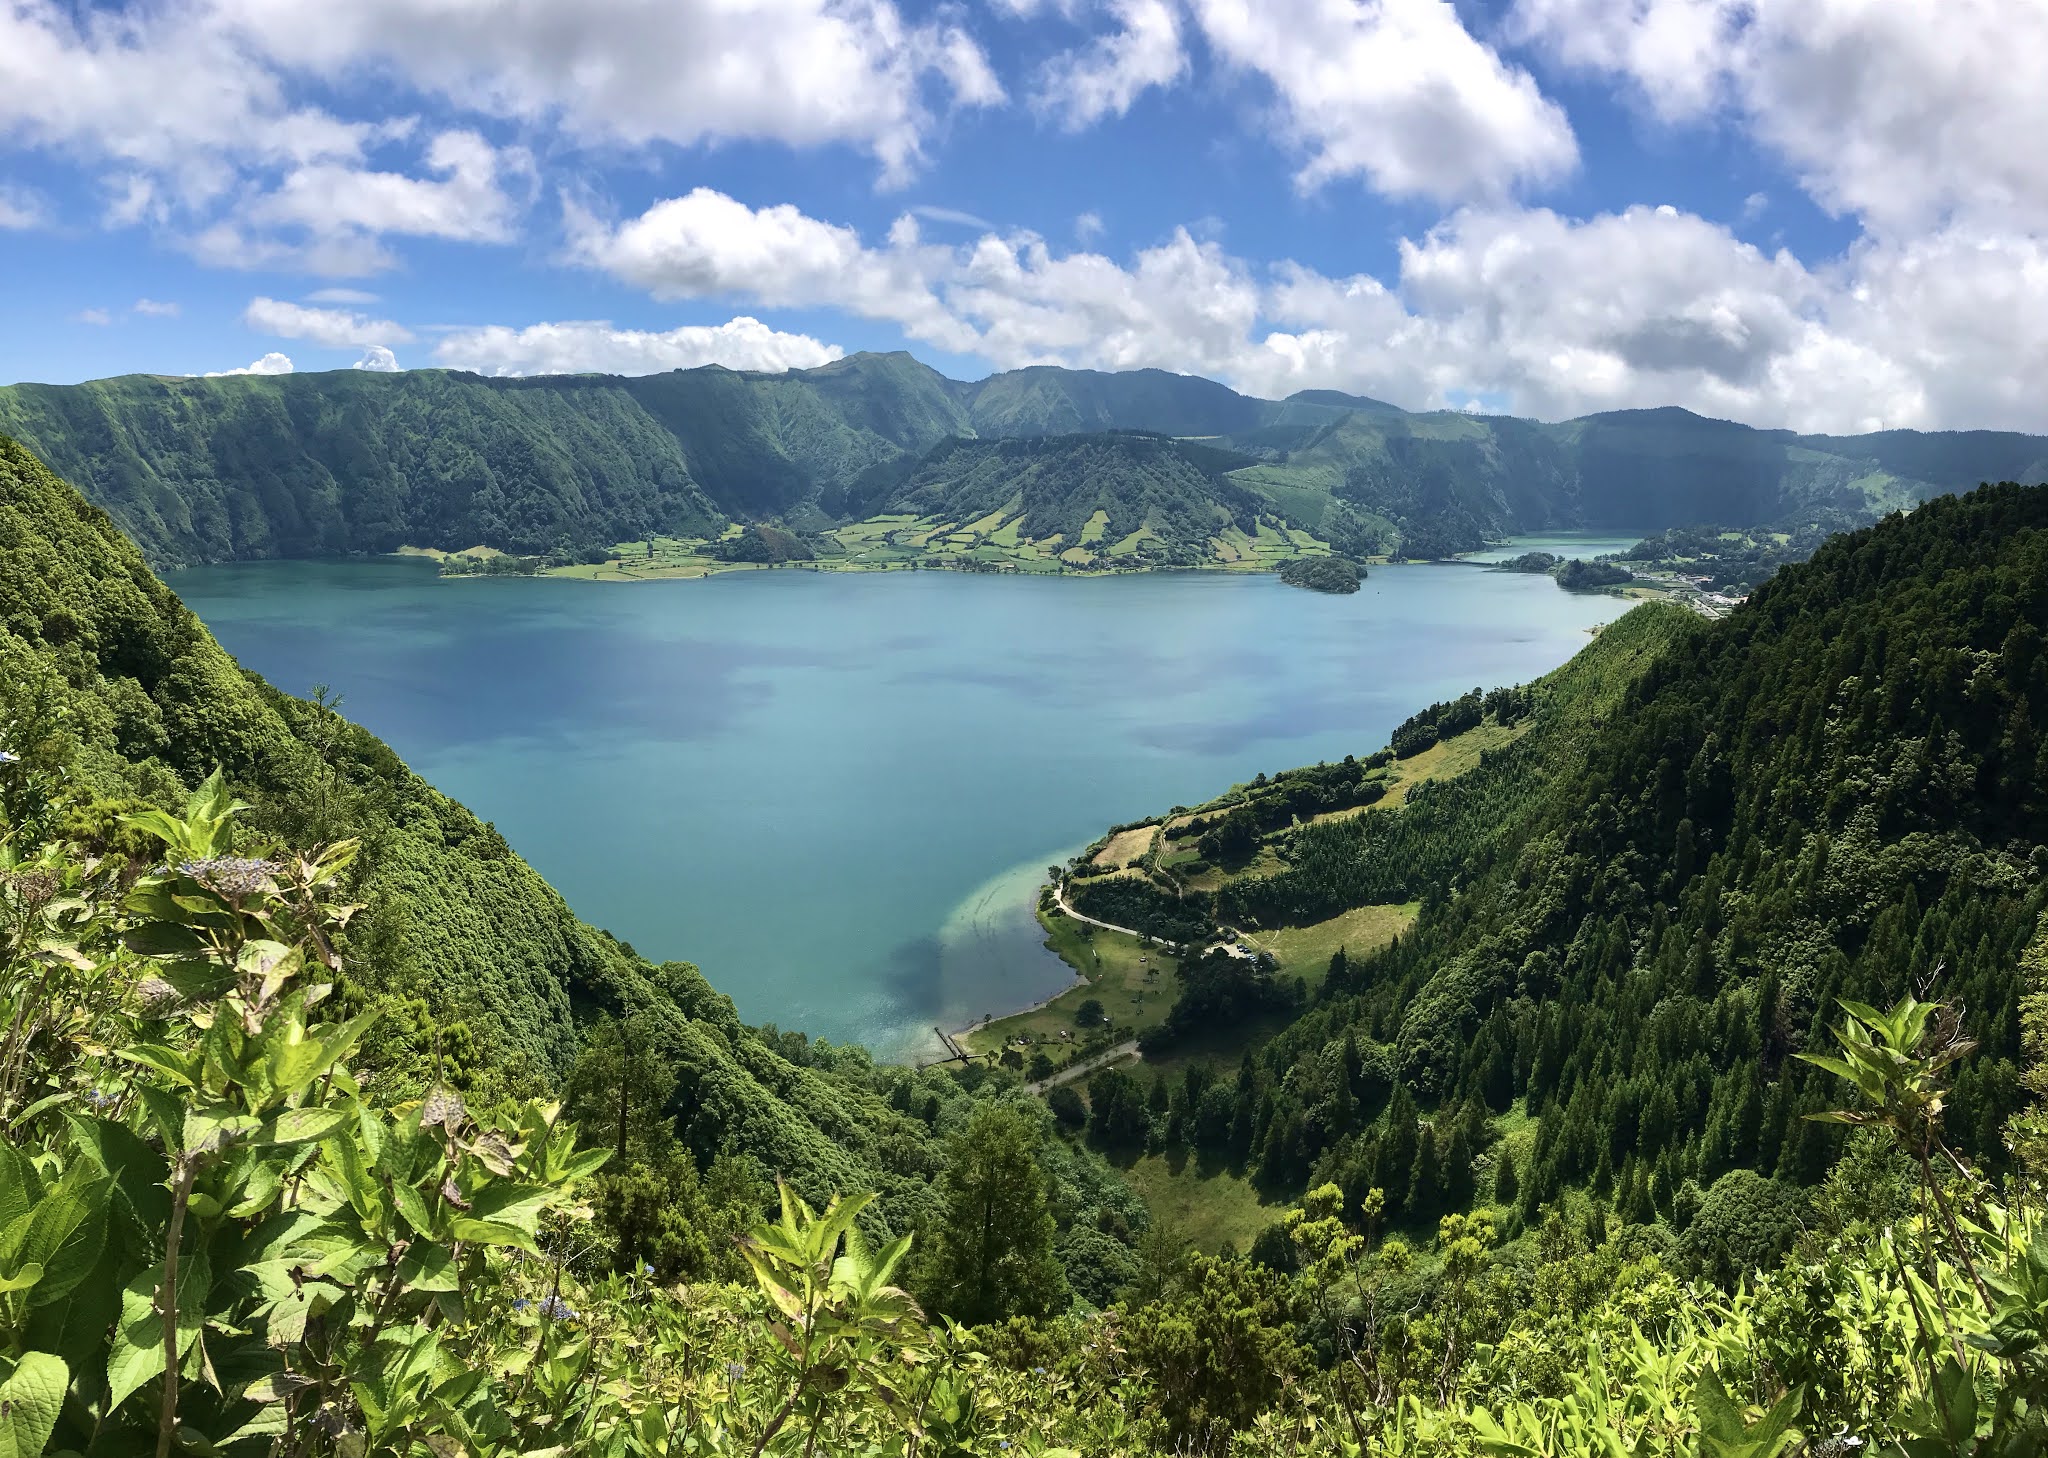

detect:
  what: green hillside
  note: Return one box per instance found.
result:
[0,431,1147,1262]
[5,355,2045,571]
[6,432,2048,1453]
[882,432,1289,569]
[1067,482,2047,1239]
[962,364,1268,438]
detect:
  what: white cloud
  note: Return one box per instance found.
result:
[133,297,180,316]
[245,295,414,347]
[569,188,968,348]
[0,0,369,191]
[206,350,295,376]
[0,0,1001,286]
[1189,0,1577,199]
[352,344,402,371]
[1036,0,1187,129]
[305,286,379,305]
[213,0,1002,185]
[1075,211,1104,243]
[431,316,845,376]
[1247,207,2048,434]
[583,187,2048,433]
[1510,0,2048,234]
[245,131,527,245]
[910,205,996,230]
[74,308,114,326]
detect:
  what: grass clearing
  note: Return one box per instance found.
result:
[1119,1153,1283,1255]
[1093,825,1157,869]
[1242,902,1418,980]
[964,909,1177,1056]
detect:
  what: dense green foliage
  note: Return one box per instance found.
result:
[7,357,2042,569]
[1552,558,1636,591]
[1277,557,1363,593]
[0,433,1151,1278]
[1066,875,1213,946]
[8,805,2046,1458]
[706,523,816,563]
[1167,487,2048,1239]
[887,433,1267,566]
[7,425,2048,1454]
[1616,514,1864,593]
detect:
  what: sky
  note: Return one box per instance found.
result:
[2,0,2045,435]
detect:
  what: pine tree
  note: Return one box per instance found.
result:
[918,1104,1068,1325]
[1493,1148,1519,1207]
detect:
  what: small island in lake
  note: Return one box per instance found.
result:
[1277,556,1364,594]
[1492,550,1561,573]
[1553,558,1637,591]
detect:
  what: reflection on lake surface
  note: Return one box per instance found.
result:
[173,556,1632,1057]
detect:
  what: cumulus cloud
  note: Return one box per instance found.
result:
[1035,0,1187,129]
[206,351,295,376]
[352,344,402,371]
[569,189,968,348]
[579,187,2048,433]
[245,131,528,245]
[431,316,843,377]
[1190,0,1577,199]
[0,0,1001,284]
[245,295,413,347]
[210,0,1002,184]
[1510,0,2048,233]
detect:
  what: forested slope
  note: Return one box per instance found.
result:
[885,432,1275,565]
[1142,486,2048,1232]
[7,354,2045,569]
[0,432,1145,1258]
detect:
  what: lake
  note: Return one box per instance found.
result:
[171,558,1633,1058]
[1459,531,1647,564]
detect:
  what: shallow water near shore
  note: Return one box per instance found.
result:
[172,556,1631,1058]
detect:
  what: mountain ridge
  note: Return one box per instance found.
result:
[3,352,2042,568]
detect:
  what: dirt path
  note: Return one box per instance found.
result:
[1026,1039,1140,1095]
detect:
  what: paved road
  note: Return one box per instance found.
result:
[1025,1039,1140,1095]
[1052,885,1189,952]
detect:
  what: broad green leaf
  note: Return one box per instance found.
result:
[106,1268,167,1409]
[395,1242,459,1293]
[3,1162,110,1308]
[446,1218,540,1253]
[0,1144,43,1230]
[260,1106,353,1148]
[119,921,208,957]
[0,1351,67,1458]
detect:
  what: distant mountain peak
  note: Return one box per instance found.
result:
[1285,388,1404,413]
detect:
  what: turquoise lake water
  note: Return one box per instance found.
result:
[1459,531,1647,564]
[170,558,1632,1058]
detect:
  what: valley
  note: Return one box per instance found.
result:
[8,7,2048,1448]
[3,416,2047,1455]
[169,553,1632,1056]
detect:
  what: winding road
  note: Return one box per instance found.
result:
[1024,1039,1141,1094]
[1051,884,1191,953]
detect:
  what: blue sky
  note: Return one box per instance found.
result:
[2,0,2045,434]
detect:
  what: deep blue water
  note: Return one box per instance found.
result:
[171,559,1630,1057]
